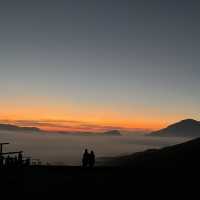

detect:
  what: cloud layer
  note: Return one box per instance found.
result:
[0,119,149,133]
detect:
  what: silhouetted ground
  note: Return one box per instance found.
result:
[1,137,200,197]
[0,165,199,198]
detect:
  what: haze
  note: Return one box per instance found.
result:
[0,130,189,165]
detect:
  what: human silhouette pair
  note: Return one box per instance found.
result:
[82,149,95,168]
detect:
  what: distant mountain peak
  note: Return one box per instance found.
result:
[167,119,200,128]
[0,123,40,132]
[151,119,200,137]
[103,130,121,136]
[174,119,199,124]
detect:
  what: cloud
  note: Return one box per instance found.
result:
[0,119,149,133]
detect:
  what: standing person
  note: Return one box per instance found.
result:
[5,156,10,168]
[82,149,89,168]
[18,152,23,166]
[89,151,95,168]
[0,156,3,168]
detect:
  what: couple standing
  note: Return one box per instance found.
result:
[82,149,95,168]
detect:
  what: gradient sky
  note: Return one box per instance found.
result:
[0,0,200,132]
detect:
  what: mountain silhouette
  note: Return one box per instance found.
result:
[56,130,121,136]
[104,136,200,168]
[102,130,121,136]
[150,119,200,137]
[0,123,40,132]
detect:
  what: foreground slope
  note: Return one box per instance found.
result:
[105,136,200,168]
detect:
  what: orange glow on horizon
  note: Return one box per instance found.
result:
[0,115,171,132]
[0,100,188,132]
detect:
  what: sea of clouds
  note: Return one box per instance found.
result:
[0,130,190,166]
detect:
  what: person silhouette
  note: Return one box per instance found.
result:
[89,151,95,168]
[5,156,10,167]
[82,149,89,168]
[0,156,3,168]
[18,152,23,166]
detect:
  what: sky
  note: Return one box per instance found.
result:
[0,0,200,132]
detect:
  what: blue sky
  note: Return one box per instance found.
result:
[0,0,199,131]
